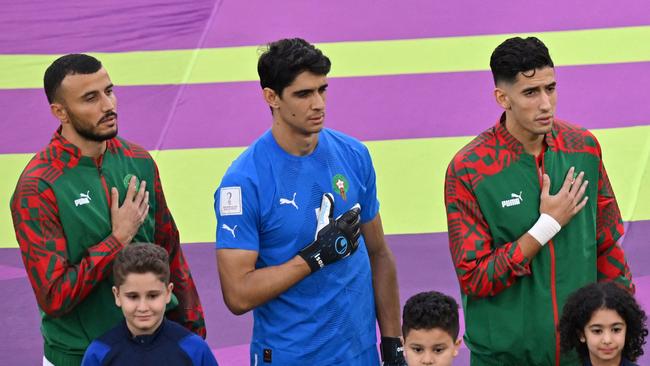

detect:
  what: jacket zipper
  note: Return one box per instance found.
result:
[535,152,560,366]
[95,156,111,207]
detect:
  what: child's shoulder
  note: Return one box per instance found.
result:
[161,319,210,349]
[161,319,216,365]
[82,324,127,366]
[160,318,194,340]
[82,339,112,366]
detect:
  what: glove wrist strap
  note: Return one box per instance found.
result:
[298,246,324,273]
[380,336,405,364]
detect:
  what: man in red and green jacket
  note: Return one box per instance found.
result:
[10,54,205,366]
[444,37,633,366]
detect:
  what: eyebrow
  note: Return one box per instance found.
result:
[588,322,625,328]
[408,342,448,348]
[80,90,98,99]
[123,289,162,293]
[522,81,556,94]
[292,83,328,96]
[80,83,114,100]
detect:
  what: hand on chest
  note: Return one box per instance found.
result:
[475,154,597,245]
[258,167,362,262]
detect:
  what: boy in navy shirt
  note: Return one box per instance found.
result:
[82,243,218,365]
[402,291,462,366]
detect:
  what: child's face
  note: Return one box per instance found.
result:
[581,308,626,365]
[404,327,461,366]
[112,272,173,336]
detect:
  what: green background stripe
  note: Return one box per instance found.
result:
[2,26,650,89]
[1,125,648,248]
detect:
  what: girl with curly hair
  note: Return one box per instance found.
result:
[559,282,648,366]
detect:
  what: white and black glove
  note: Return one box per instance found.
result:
[298,193,361,273]
[381,337,407,366]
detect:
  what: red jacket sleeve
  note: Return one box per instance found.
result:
[152,162,207,338]
[594,154,634,292]
[445,161,531,298]
[11,176,122,317]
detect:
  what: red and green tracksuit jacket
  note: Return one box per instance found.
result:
[444,117,634,366]
[10,130,206,366]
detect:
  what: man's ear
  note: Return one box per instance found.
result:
[263,87,280,110]
[494,87,510,110]
[50,103,69,124]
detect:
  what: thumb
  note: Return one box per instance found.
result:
[321,193,334,219]
[541,174,551,196]
[316,193,334,231]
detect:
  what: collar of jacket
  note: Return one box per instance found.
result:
[50,126,121,159]
[493,112,558,156]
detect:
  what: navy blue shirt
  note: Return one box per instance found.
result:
[82,319,218,366]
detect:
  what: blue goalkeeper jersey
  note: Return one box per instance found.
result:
[215,128,380,365]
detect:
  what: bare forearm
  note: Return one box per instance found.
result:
[518,232,544,260]
[219,254,311,315]
[370,249,402,337]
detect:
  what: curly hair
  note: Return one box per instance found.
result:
[490,36,554,85]
[402,291,459,340]
[113,243,170,287]
[559,282,648,362]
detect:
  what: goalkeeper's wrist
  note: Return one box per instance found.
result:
[298,244,323,273]
[528,213,561,246]
[380,336,405,363]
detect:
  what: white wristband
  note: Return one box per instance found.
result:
[528,213,561,246]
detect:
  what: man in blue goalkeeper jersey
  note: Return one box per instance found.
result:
[214,38,406,365]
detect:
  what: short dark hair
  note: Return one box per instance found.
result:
[257,38,331,97]
[559,282,648,362]
[113,243,170,287]
[43,53,102,104]
[490,36,554,85]
[402,291,460,340]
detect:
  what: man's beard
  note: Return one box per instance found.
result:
[69,111,118,142]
